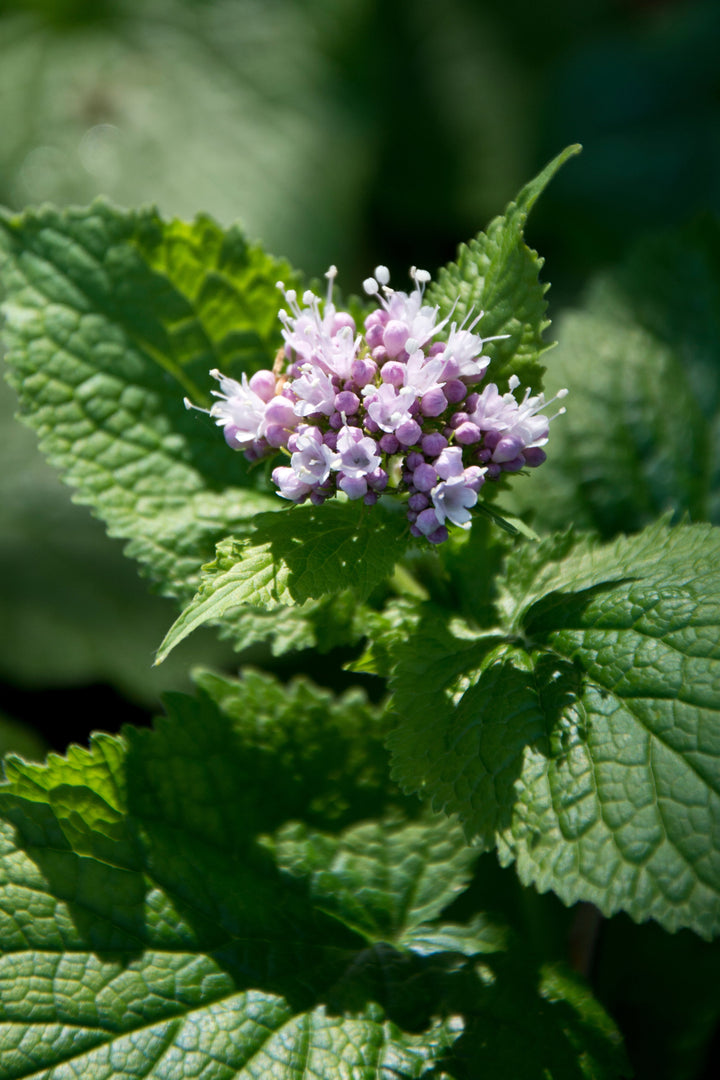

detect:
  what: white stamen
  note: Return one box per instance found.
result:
[374,265,390,285]
[184,396,209,415]
[363,277,379,295]
[324,265,337,306]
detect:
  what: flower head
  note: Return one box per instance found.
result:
[191,262,566,543]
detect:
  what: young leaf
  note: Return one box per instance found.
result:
[0,670,627,1079]
[156,500,409,662]
[426,144,581,393]
[389,519,720,938]
[0,201,291,602]
[505,216,720,536]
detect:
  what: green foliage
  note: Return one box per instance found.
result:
[426,145,581,394]
[506,217,720,536]
[157,501,409,662]
[3,146,720,1078]
[388,520,720,937]
[0,201,287,604]
[0,372,237,697]
[0,670,628,1079]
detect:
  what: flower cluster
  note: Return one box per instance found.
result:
[190,265,566,544]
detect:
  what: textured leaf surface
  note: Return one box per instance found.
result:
[0,201,290,604]
[389,520,720,937]
[0,669,627,1079]
[157,501,409,662]
[506,217,720,536]
[426,145,581,394]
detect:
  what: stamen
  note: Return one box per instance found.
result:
[183,396,210,415]
[324,265,338,307]
[374,265,390,285]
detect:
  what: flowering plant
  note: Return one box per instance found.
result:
[1,144,719,1080]
[198,264,566,544]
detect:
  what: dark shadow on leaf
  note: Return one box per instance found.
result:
[250,499,408,604]
[521,579,638,640]
[0,676,626,1075]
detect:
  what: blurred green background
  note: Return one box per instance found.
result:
[1,3,720,1077]
[1,0,719,725]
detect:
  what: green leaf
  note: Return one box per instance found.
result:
[0,201,292,604]
[0,669,627,1079]
[426,144,581,394]
[219,588,366,659]
[156,500,409,662]
[346,596,422,677]
[505,216,720,536]
[389,520,720,938]
[0,370,238,698]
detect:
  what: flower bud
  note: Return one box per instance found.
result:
[523,447,547,467]
[379,433,399,454]
[339,474,368,499]
[444,379,467,404]
[421,432,448,457]
[249,369,277,401]
[351,357,377,386]
[413,463,437,492]
[335,390,360,414]
[454,421,482,445]
[383,320,410,357]
[380,360,406,387]
[408,492,430,511]
[396,419,422,446]
[420,387,447,417]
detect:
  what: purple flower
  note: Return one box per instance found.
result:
[292,365,338,418]
[199,259,566,547]
[208,368,281,451]
[335,425,381,478]
[363,383,417,433]
[272,466,313,502]
[431,476,478,528]
[290,428,339,485]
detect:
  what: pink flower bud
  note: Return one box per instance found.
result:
[381,361,406,388]
[383,320,410,357]
[249,369,277,401]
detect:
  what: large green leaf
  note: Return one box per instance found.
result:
[506,217,720,536]
[388,520,720,937]
[426,144,581,394]
[0,201,291,604]
[156,501,409,662]
[0,669,627,1079]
